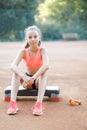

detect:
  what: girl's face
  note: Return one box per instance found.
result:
[27,30,40,47]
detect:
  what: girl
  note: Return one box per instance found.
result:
[7,25,49,116]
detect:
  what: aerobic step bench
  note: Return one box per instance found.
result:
[4,85,61,101]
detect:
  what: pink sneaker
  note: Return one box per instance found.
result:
[7,101,19,115]
[32,102,43,116]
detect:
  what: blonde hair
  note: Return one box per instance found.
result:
[24,25,41,48]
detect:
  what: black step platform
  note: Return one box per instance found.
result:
[4,85,61,101]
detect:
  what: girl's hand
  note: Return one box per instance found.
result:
[27,77,35,85]
[23,74,31,82]
[23,80,32,89]
[23,77,35,89]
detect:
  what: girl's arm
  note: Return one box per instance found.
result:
[10,49,29,82]
[32,48,49,80]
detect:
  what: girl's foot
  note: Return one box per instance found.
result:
[32,102,43,116]
[7,101,19,115]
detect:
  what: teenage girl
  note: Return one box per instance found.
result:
[7,25,49,116]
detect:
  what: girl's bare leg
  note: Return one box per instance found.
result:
[11,72,20,101]
[37,71,48,102]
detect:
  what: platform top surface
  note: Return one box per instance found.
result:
[5,85,60,91]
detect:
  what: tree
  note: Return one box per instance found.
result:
[0,0,41,41]
[35,0,87,39]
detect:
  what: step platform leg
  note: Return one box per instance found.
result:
[4,85,61,102]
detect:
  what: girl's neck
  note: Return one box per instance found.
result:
[29,46,39,52]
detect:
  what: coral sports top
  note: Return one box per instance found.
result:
[23,48,42,68]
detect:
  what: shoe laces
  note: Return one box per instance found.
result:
[32,102,47,111]
[9,101,17,108]
[34,102,42,109]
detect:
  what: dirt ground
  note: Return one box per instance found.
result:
[0,41,87,130]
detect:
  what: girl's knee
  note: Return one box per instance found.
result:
[41,70,48,78]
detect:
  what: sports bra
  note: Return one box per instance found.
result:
[23,48,42,68]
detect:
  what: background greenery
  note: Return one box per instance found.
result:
[0,0,87,41]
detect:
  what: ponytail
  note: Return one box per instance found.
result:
[38,41,41,46]
[25,42,29,48]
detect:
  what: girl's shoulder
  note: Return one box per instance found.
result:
[18,48,25,54]
[40,46,48,52]
[17,49,26,58]
[39,47,48,55]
